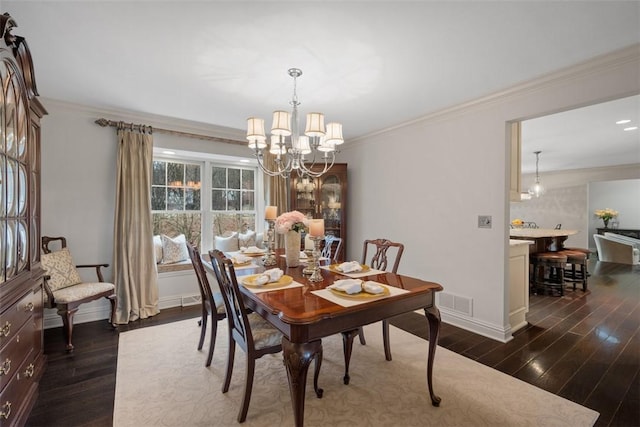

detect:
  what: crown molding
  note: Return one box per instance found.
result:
[41,97,247,142]
[348,43,640,145]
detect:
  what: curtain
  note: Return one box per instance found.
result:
[264,152,289,248]
[113,125,160,324]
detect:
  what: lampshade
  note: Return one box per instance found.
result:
[269,135,286,155]
[317,136,336,152]
[324,122,344,145]
[296,135,312,154]
[247,117,267,149]
[305,112,325,137]
[271,110,291,136]
[527,151,545,198]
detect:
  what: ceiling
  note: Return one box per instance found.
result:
[4,1,639,173]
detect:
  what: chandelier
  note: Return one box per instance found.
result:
[528,150,545,198]
[246,68,343,178]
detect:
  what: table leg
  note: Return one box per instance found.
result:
[424,305,442,406]
[282,337,323,427]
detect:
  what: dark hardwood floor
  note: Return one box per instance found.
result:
[26,260,639,427]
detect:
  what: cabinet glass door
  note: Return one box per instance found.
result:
[319,173,342,237]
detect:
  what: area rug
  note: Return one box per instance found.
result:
[114,319,599,427]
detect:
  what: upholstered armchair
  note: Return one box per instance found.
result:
[41,236,117,351]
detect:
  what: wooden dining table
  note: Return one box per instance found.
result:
[205,249,444,427]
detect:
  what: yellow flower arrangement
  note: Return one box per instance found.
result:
[511,218,524,227]
[594,208,618,228]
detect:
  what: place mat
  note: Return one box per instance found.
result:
[233,262,259,270]
[311,285,409,307]
[242,279,304,294]
[320,265,386,278]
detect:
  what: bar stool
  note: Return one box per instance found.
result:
[530,252,568,296]
[564,246,591,277]
[559,249,588,291]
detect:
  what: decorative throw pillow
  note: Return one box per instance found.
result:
[160,234,189,264]
[238,230,257,248]
[214,232,239,252]
[153,235,163,264]
[41,248,83,291]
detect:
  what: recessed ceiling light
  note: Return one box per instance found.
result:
[162,150,176,155]
[616,119,631,124]
[623,126,638,131]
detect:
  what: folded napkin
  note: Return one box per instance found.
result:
[255,268,284,286]
[300,251,308,259]
[231,254,252,264]
[337,261,363,273]
[329,278,363,294]
[362,281,384,294]
[241,246,264,253]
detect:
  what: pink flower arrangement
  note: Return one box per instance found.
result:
[275,210,308,234]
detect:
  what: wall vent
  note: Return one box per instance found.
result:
[438,292,473,316]
[181,294,202,307]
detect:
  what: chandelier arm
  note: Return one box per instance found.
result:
[254,149,290,177]
[298,152,336,178]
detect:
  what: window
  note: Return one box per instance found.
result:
[211,165,256,239]
[151,156,262,250]
[151,160,202,246]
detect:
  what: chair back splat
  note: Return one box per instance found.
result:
[321,235,343,262]
[362,238,405,274]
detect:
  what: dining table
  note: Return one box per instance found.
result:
[205,248,444,427]
[509,228,579,253]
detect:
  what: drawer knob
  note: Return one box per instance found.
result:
[0,401,11,420]
[0,359,10,376]
[23,363,35,378]
[25,302,35,312]
[0,322,10,338]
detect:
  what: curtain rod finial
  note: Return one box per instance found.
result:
[95,118,111,127]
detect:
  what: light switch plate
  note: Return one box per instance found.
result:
[478,215,492,228]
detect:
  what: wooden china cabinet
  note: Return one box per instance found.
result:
[290,163,347,259]
[0,13,47,427]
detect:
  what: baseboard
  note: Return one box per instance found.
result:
[440,308,514,343]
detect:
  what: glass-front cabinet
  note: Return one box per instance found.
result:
[0,13,47,427]
[290,163,347,259]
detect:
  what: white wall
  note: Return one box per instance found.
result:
[511,166,640,251]
[339,45,640,341]
[589,179,640,245]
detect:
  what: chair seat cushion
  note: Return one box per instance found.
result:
[248,313,282,349]
[51,282,115,304]
[213,292,226,315]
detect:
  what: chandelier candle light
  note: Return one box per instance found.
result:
[307,219,325,282]
[263,206,278,266]
[246,68,344,178]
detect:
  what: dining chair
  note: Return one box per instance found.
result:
[186,242,226,367]
[340,238,405,385]
[208,249,323,422]
[40,236,117,352]
[321,234,343,262]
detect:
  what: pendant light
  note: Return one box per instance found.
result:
[528,150,545,198]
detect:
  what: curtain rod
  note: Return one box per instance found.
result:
[94,118,245,146]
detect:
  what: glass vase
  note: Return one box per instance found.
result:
[284,230,301,267]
